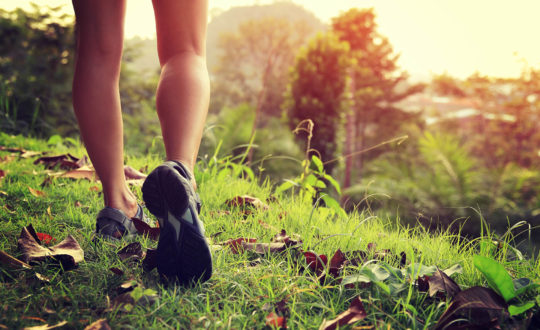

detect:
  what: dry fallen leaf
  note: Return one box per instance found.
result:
[319,297,367,330]
[23,320,67,330]
[131,218,160,240]
[0,154,16,163]
[28,187,46,198]
[84,318,111,330]
[18,226,84,270]
[20,150,45,159]
[61,166,97,181]
[0,250,32,269]
[225,195,269,210]
[124,165,147,180]
[117,242,145,261]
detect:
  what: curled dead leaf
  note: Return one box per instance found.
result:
[319,296,367,330]
[0,250,32,269]
[220,238,257,254]
[131,218,160,240]
[225,195,269,210]
[18,226,84,270]
[142,248,158,271]
[84,319,111,330]
[28,187,46,198]
[22,320,67,330]
[117,242,145,261]
[61,166,97,181]
[123,165,147,180]
[435,286,508,330]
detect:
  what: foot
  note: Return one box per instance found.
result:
[96,204,150,240]
[142,161,212,285]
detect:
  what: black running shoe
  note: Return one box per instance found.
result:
[142,161,212,285]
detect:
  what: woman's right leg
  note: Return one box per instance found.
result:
[141,0,212,284]
[152,0,210,182]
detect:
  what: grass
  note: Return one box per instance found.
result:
[0,132,538,329]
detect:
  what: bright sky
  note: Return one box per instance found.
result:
[2,0,539,79]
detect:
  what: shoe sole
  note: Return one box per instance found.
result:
[142,162,212,285]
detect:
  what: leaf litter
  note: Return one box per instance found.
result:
[18,225,84,270]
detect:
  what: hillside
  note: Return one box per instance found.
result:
[0,133,538,328]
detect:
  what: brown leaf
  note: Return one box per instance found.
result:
[131,218,160,240]
[0,250,32,269]
[124,165,147,180]
[0,169,5,181]
[23,320,67,330]
[28,187,46,198]
[35,273,51,282]
[435,286,508,330]
[142,248,158,271]
[89,186,100,192]
[84,319,111,330]
[74,201,82,207]
[427,268,461,300]
[319,296,367,330]
[117,242,144,261]
[110,267,124,276]
[242,242,288,254]
[61,166,97,181]
[220,238,257,254]
[0,154,16,163]
[225,195,269,210]
[272,229,301,247]
[20,150,45,159]
[34,154,85,170]
[0,146,25,153]
[18,226,84,270]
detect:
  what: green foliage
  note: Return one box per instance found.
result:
[0,5,76,137]
[284,32,351,165]
[277,155,346,219]
[199,104,304,182]
[473,255,539,316]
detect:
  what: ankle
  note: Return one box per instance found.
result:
[104,188,138,218]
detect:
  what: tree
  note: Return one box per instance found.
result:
[284,32,351,169]
[0,5,76,136]
[212,16,319,116]
[331,8,424,187]
[431,69,540,168]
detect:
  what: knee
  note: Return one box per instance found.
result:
[158,46,206,69]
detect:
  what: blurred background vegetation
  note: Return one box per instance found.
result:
[1,3,539,250]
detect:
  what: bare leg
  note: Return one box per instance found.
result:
[152,0,210,185]
[72,0,138,217]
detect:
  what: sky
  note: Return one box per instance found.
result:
[1,0,539,79]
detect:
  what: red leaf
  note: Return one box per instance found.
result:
[266,312,286,328]
[131,218,160,240]
[36,232,56,245]
[304,251,327,274]
[319,296,367,330]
